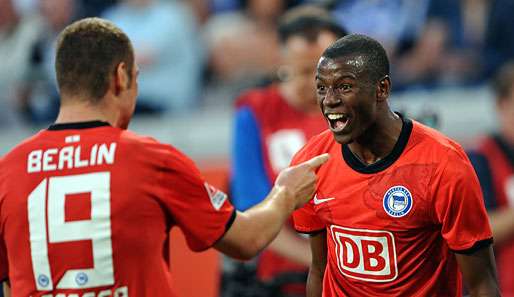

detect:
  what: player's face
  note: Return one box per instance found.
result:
[315,55,378,144]
[282,32,338,111]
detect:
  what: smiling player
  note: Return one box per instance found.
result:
[291,34,500,297]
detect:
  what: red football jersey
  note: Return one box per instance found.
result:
[292,117,493,296]
[0,121,235,297]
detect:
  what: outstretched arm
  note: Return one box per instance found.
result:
[215,154,329,260]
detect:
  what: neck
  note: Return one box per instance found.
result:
[55,98,119,127]
[347,110,403,165]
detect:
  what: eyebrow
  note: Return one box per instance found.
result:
[316,74,357,81]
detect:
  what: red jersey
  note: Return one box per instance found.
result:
[0,121,235,297]
[292,117,493,297]
[236,86,326,280]
[477,135,514,296]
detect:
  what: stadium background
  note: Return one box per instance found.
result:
[0,0,512,296]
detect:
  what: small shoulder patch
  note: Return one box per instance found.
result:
[204,182,228,211]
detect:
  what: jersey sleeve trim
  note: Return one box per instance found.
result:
[207,209,238,251]
[224,209,237,233]
[451,238,493,255]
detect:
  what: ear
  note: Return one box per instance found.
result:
[376,75,391,102]
[114,62,129,96]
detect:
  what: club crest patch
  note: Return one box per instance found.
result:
[383,186,413,218]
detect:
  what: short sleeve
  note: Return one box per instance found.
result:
[292,202,325,234]
[159,148,236,252]
[290,147,325,234]
[433,151,493,253]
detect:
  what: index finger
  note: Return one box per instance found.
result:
[302,153,330,170]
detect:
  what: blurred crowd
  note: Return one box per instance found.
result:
[1,0,514,126]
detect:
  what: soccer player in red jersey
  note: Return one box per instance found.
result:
[0,18,329,297]
[229,6,346,291]
[291,34,501,296]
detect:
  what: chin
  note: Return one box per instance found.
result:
[332,132,353,145]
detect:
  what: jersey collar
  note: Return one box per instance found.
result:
[342,113,413,174]
[47,121,111,131]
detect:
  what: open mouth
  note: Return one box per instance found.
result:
[326,113,350,132]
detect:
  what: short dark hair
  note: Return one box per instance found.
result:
[55,17,134,102]
[278,5,347,44]
[492,61,514,102]
[322,34,389,83]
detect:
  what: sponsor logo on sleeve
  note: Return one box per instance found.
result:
[204,182,228,211]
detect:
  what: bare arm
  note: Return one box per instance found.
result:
[268,226,311,266]
[307,231,327,297]
[214,154,329,260]
[455,245,500,297]
[214,186,295,259]
[488,208,514,245]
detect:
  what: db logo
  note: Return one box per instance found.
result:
[330,225,398,282]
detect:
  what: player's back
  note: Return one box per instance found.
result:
[0,121,182,296]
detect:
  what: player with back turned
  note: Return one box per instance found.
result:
[291,34,501,296]
[0,18,328,297]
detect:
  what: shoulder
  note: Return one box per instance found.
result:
[1,131,46,165]
[411,120,468,161]
[118,130,195,169]
[291,130,333,165]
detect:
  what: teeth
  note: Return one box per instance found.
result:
[327,114,345,120]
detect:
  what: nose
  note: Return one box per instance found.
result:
[323,87,342,108]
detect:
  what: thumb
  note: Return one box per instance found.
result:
[302,153,330,170]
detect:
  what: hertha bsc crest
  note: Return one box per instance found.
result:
[383,186,413,218]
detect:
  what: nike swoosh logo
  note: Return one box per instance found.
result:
[313,194,335,205]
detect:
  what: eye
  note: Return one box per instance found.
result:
[337,84,352,91]
[317,84,327,93]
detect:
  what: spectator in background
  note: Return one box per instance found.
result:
[202,0,287,104]
[394,0,491,90]
[102,0,205,114]
[17,0,78,123]
[483,0,514,79]
[329,0,429,61]
[468,62,514,297]
[79,0,118,17]
[227,6,346,297]
[0,0,43,125]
